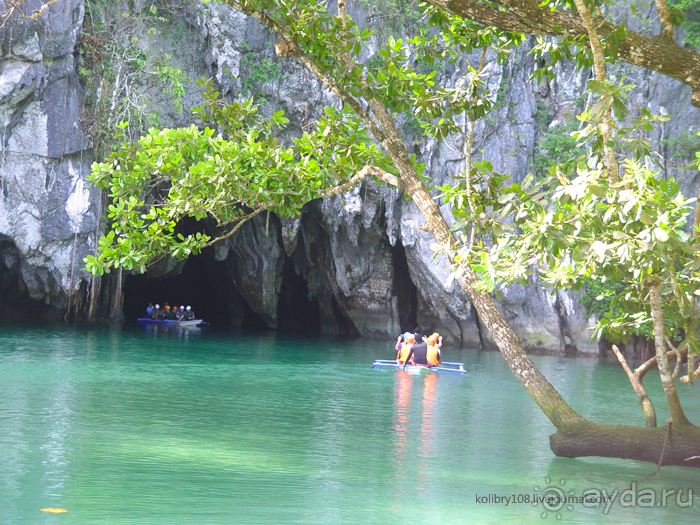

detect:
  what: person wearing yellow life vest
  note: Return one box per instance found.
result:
[426,332,442,367]
[395,332,414,364]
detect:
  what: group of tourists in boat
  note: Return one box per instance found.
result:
[373,331,463,373]
[395,332,442,368]
[146,303,196,321]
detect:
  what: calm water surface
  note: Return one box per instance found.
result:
[1,326,699,524]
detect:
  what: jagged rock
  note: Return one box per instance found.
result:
[221,214,285,328]
[0,0,96,315]
[279,215,302,257]
[13,32,42,62]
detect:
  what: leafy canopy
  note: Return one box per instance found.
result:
[85,80,390,275]
[454,159,700,347]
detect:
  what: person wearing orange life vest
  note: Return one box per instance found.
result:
[426,332,442,367]
[395,332,414,364]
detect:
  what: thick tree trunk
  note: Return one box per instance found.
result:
[551,421,700,467]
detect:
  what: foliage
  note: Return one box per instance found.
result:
[154,54,187,114]
[236,42,283,98]
[578,279,654,340]
[661,129,700,167]
[79,0,189,157]
[85,80,390,275]
[532,111,586,176]
[357,0,423,40]
[459,160,700,345]
[669,0,700,48]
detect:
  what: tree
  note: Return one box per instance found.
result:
[88,0,700,466]
[424,0,700,107]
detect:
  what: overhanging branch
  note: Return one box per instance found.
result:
[425,0,700,106]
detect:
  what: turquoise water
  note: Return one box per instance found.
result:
[1,326,699,524]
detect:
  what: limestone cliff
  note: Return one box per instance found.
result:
[1,0,698,355]
[0,0,99,321]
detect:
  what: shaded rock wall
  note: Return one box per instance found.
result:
[0,0,99,316]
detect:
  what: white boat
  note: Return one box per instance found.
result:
[371,359,465,374]
[137,318,208,328]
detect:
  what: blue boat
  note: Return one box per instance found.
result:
[372,359,465,374]
[137,318,208,328]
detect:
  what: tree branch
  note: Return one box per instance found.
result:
[205,164,394,247]
[636,342,688,379]
[611,344,657,428]
[425,0,700,107]
[654,0,675,40]
[571,0,619,182]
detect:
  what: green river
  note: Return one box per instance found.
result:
[1,325,699,524]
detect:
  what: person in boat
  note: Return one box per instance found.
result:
[185,306,195,320]
[175,306,185,321]
[396,332,414,365]
[163,303,172,320]
[146,303,154,316]
[426,332,442,367]
[403,333,430,368]
[150,304,161,320]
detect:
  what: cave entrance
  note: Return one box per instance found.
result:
[0,235,50,323]
[276,257,321,335]
[391,242,418,333]
[122,249,267,330]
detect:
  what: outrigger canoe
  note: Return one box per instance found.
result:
[372,359,465,374]
[137,318,208,328]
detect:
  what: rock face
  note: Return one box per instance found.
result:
[0,0,99,319]
[1,0,698,354]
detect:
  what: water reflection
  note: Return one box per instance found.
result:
[392,371,439,509]
[418,373,436,498]
[392,371,411,486]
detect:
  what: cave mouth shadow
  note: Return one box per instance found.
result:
[0,235,54,323]
[276,256,321,336]
[392,242,418,333]
[122,249,269,330]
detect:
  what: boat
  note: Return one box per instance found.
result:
[372,359,465,374]
[137,318,208,328]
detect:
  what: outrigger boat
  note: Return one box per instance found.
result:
[372,359,465,374]
[137,318,208,328]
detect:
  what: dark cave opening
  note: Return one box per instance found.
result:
[391,242,418,333]
[122,249,267,330]
[0,236,51,323]
[276,256,321,335]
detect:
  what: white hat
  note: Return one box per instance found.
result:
[186,306,191,310]
[180,306,184,309]
[155,304,160,308]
